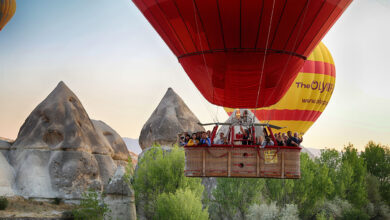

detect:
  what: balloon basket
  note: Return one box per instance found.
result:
[184,145,301,179]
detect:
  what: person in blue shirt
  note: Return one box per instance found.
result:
[294,132,303,145]
[199,132,211,146]
[261,136,274,148]
[287,131,299,147]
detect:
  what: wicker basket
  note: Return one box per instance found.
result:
[185,146,301,179]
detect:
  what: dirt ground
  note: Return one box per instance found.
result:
[0,196,76,218]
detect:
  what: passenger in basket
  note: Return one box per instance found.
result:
[239,126,250,145]
[287,131,299,147]
[261,136,274,148]
[206,130,211,138]
[187,133,199,146]
[184,134,190,145]
[294,132,303,145]
[275,133,284,146]
[196,132,201,142]
[282,133,288,146]
[216,132,225,145]
[179,133,186,146]
[223,137,229,145]
[257,136,264,145]
[199,132,211,146]
[243,129,251,145]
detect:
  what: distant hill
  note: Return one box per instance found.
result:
[123,137,142,155]
[301,147,322,159]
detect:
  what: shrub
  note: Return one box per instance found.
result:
[133,146,203,219]
[342,207,369,220]
[0,196,8,210]
[209,177,264,219]
[314,197,352,219]
[246,202,299,220]
[72,189,111,220]
[155,188,209,220]
[279,204,299,220]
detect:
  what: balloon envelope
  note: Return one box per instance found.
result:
[0,0,16,31]
[132,0,351,108]
[225,42,335,134]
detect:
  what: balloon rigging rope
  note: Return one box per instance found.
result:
[191,0,219,123]
[263,0,311,123]
[252,0,276,123]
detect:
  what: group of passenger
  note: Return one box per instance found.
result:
[179,129,302,147]
[178,109,302,148]
[274,131,303,147]
[179,131,212,147]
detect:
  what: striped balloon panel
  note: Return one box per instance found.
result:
[225,42,335,134]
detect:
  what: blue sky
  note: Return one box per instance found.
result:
[0,0,389,150]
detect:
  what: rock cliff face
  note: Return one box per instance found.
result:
[0,153,14,196]
[139,88,204,150]
[1,81,135,219]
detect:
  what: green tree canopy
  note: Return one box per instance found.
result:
[361,141,390,206]
[133,146,203,219]
[155,188,209,220]
[210,178,265,220]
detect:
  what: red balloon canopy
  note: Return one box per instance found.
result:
[132,0,352,108]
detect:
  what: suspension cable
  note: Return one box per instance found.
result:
[191,0,219,123]
[264,0,311,123]
[252,0,276,123]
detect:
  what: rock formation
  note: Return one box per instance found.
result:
[0,139,11,158]
[139,88,204,150]
[1,81,135,219]
[11,82,110,155]
[0,152,14,196]
[104,166,137,220]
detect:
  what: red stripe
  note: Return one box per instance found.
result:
[300,60,335,77]
[253,109,322,122]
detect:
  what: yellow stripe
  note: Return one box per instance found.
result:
[224,42,335,135]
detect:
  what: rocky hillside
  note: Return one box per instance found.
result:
[0,82,136,220]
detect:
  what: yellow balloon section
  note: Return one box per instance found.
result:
[225,42,335,135]
[0,0,16,31]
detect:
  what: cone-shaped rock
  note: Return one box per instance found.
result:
[139,88,204,150]
[92,119,130,161]
[12,81,110,154]
[8,82,130,199]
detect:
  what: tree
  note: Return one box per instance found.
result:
[210,178,265,220]
[340,144,367,208]
[317,149,341,199]
[246,203,299,220]
[155,188,209,220]
[286,153,333,219]
[361,141,390,206]
[133,146,203,219]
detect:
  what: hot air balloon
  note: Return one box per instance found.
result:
[132,0,352,108]
[225,42,335,135]
[0,0,16,31]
